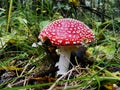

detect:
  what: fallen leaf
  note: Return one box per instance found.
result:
[0,66,23,71]
[31,76,56,83]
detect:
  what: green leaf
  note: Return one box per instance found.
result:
[0,33,26,48]
[39,20,50,30]
[102,43,116,60]
[86,43,116,61]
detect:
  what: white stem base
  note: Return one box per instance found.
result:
[55,46,77,75]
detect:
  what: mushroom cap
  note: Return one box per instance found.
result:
[38,18,95,46]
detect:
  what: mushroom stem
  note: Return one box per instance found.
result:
[55,46,77,75]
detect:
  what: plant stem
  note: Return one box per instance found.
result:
[6,0,13,33]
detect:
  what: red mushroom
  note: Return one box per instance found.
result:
[38,18,94,75]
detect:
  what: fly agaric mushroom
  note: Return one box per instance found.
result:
[38,18,94,75]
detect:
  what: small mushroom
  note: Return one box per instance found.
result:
[38,18,95,75]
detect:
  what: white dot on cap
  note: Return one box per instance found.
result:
[70,28,73,31]
[51,41,54,44]
[58,40,62,43]
[67,31,71,33]
[73,42,76,44]
[72,31,76,33]
[65,41,70,44]
[74,27,76,30]
[52,32,56,35]
[77,27,80,29]
[65,38,69,40]
[76,30,80,33]
[71,25,74,27]
[77,41,80,43]
[52,38,56,41]
[52,29,56,32]
[58,24,61,27]
[46,32,49,34]
[68,35,72,37]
